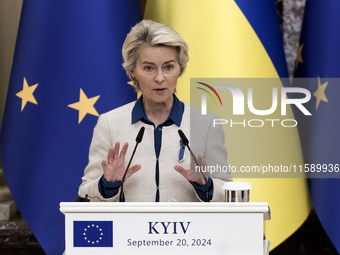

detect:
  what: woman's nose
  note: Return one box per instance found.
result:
[154,69,165,83]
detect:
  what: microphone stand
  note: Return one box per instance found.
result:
[119,127,145,202]
[178,130,210,202]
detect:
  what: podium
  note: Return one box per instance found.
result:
[60,202,270,255]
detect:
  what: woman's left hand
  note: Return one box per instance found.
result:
[174,154,209,186]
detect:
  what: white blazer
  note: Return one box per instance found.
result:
[78,101,230,202]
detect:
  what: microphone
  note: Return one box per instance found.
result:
[119,126,145,202]
[178,129,210,202]
[74,194,90,202]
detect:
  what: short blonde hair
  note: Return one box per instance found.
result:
[122,20,189,92]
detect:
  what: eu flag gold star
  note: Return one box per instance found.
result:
[16,77,38,111]
[313,77,328,110]
[295,43,304,70]
[68,89,100,124]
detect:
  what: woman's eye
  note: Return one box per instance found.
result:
[164,64,174,71]
[143,65,154,71]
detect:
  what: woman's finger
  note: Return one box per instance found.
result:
[174,165,190,180]
[125,164,142,179]
[113,142,120,159]
[107,146,114,164]
[119,142,129,159]
[101,159,107,170]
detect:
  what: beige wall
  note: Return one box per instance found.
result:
[0,0,23,167]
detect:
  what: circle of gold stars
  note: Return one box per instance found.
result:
[83,224,104,244]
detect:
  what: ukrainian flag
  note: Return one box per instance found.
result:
[145,0,311,250]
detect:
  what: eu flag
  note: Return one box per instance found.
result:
[74,221,113,247]
[0,0,141,254]
[294,0,340,253]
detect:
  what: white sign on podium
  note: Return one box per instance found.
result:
[60,202,270,255]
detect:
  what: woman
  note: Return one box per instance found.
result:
[78,20,230,202]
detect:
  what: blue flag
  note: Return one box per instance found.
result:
[294,0,340,253]
[0,0,141,254]
[73,221,113,247]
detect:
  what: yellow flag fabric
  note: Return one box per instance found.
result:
[144,0,311,250]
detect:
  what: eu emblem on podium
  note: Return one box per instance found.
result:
[73,221,113,247]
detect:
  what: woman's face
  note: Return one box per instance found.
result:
[132,46,181,107]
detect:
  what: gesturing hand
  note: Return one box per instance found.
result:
[174,154,209,186]
[101,142,141,183]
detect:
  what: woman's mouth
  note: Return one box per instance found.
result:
[154,88,167,94]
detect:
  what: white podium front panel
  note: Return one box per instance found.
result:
[60,202,270,255]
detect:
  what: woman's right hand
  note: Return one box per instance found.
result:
[101,142,141,183]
